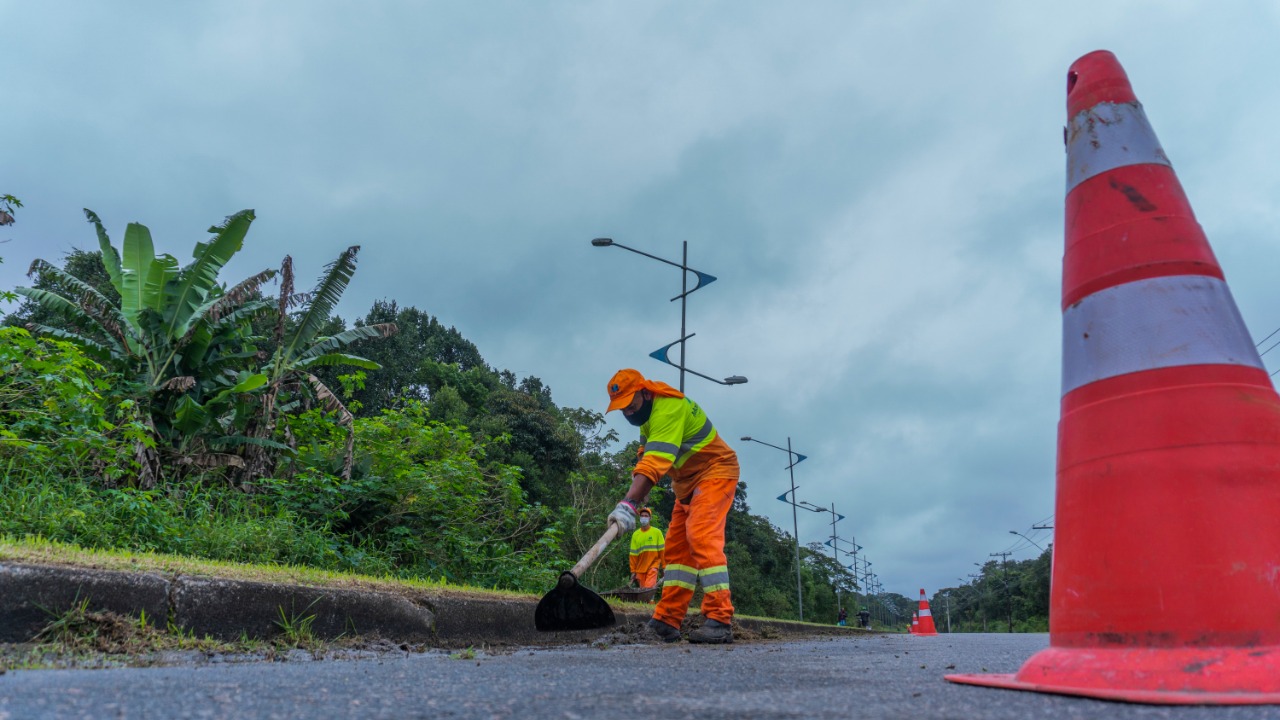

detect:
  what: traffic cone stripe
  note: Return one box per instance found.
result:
[919,609,932,617]
[1063,163,1224,308]
[1066,101,1170,192]
[1061,275,1263,395]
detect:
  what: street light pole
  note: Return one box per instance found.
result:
[591,237,746,389]
[787,437,802,620]
[680,241,688,392]
[741,435,813,621]
[828,532,861,621]
[825,503,846,615]
[1009,530,1045,552]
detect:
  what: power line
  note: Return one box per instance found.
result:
[1256,325,1280,349]
[1259,335,1280,358]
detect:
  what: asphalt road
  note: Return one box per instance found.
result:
[1,633,1275,719]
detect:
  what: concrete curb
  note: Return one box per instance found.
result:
[174,575,436,643]
[0,563,169,643]
[0,561,868,648]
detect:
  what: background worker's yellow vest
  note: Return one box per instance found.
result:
[629,526,665,574]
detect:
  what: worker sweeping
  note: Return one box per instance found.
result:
[604,368,740,644]
[629,507,665,596]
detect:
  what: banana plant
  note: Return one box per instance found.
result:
[16,209,278,486]
[239,247,397,482]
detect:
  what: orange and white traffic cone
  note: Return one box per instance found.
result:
[914,589,938,636]
[946,50,1280,705]
[909,613,918,634]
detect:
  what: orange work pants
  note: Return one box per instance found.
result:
[653,476,737,627]
[636,568,660,590]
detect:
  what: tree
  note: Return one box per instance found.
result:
[337,300,485,415]
[0,194,19,227]
[0,194,22,304]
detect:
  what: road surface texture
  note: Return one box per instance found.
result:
[1,632,1274,719]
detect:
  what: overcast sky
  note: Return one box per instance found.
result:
[5,1,1280,601]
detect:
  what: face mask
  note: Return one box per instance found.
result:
[640,517,651,528]
[624,394,654,426]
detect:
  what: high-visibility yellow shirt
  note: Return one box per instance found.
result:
[633,395,740,502]
[629,526,666,574]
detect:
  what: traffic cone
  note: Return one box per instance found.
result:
[946,50,1280,705]
[914,589,938,636]
[910,613,918,634]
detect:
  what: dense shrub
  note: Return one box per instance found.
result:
[268,401,564,590]
[0,328,143,482]
[0,467,370,571]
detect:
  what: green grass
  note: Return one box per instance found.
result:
[0,457,566,595]
[0,535,537,600]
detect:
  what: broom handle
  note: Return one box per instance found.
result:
[570,523,622,578]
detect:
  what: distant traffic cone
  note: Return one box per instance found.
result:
[946,50,1280,705]
[910,613,918,634]
[914,589,938,636]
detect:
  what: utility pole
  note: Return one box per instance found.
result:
[990,551,1014,633]
[943,590,952,633]
[968,571,985,631]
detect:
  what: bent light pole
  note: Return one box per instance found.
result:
[741,435,817,621]
[592,238,746,391]
[1009,529,1045,553]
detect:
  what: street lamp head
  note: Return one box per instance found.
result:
[723,375,748,385]
[590,237,614,247]
[740,436,752,441]
[1009,530,1018,535]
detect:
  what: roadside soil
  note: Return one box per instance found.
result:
[0,609,866,672]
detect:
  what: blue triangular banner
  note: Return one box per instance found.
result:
[692,270,717,291]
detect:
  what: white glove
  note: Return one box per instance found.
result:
[608,500,637,532]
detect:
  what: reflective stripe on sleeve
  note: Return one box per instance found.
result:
[643,441,680,457]
[1062,275,1263,395]
[1066,101,1170,193]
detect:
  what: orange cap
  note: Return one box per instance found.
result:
[606,368,646,412]
[605,368,685,412]
[639,507,652,517]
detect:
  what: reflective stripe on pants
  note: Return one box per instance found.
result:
[653,476,737,626]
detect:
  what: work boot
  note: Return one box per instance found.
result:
[647,618,682,643]
[688,618,733,644]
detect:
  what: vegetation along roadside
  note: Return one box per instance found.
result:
[0,203,1048,664]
